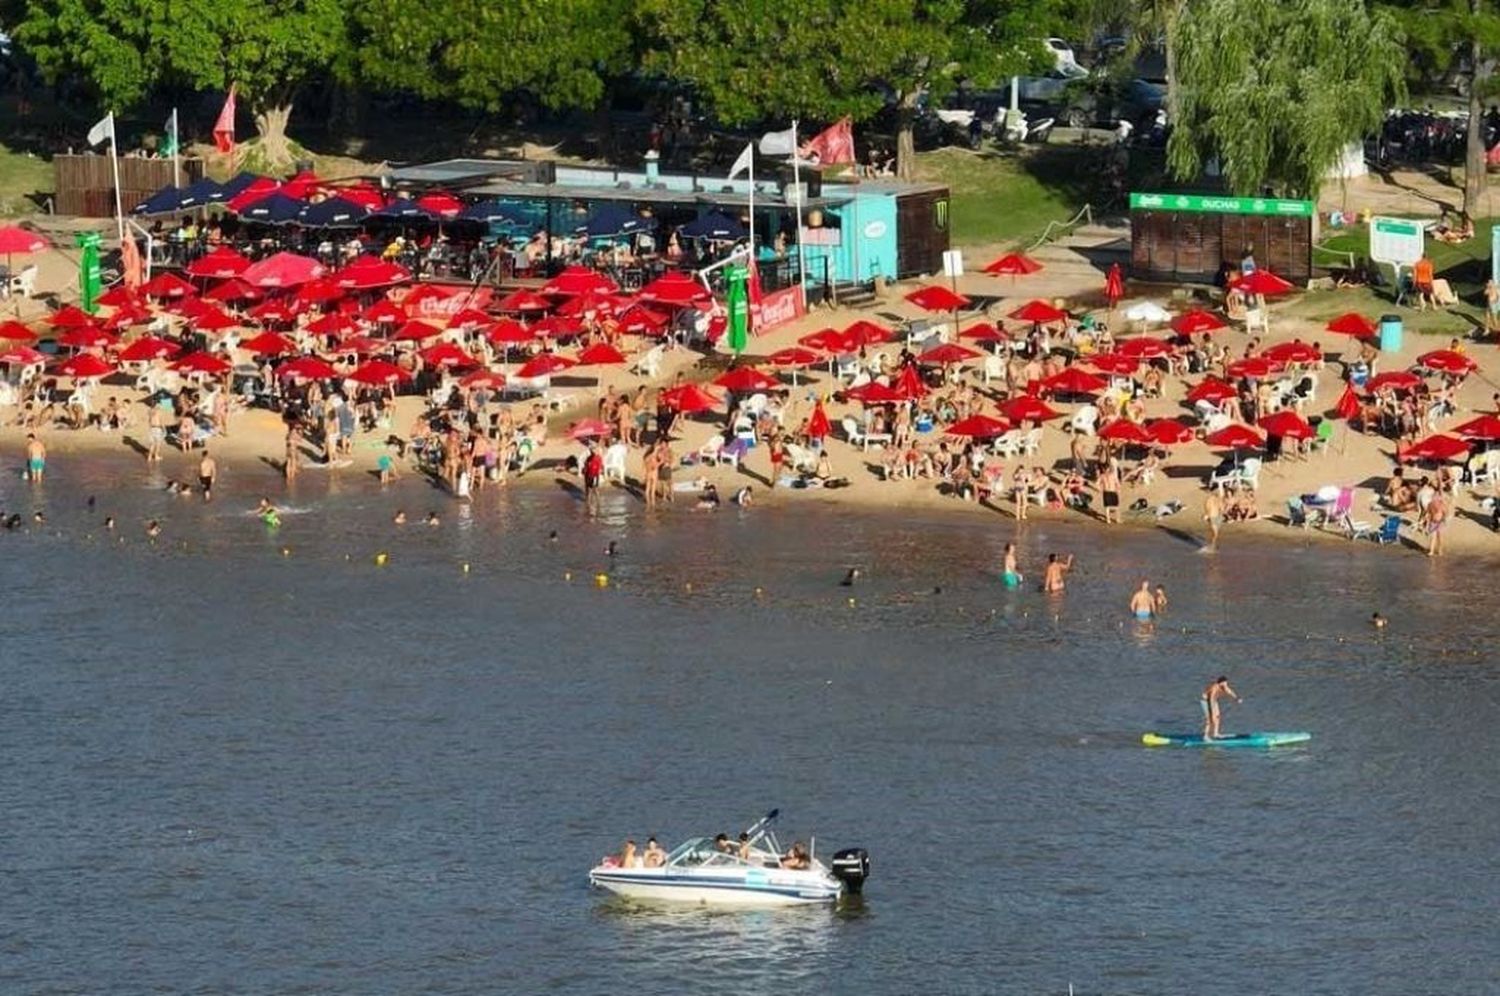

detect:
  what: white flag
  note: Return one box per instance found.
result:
[86,113,114,147]
[758,126,796,156]
[728,142,753,180]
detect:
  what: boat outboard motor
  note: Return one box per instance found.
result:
[831,848,870,894]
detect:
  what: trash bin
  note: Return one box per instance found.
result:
[1379,314,1403,352]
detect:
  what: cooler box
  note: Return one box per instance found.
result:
[1379,314,1402,352]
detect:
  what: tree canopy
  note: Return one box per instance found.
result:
[1167,0,1406,199]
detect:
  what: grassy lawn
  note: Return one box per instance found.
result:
[0,141,55,217]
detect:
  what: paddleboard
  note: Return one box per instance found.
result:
[1142,731,1311,748]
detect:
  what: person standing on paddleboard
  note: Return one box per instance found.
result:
[1201,676,1242,739]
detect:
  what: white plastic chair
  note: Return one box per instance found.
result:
[992,429,1023,457]
[982,353,1005,385]
[1020,426,1042,455]
[1238,457,1263,491]
[1069,405,1099,436]
[8,264,37,299]
[603,441,628,482]
[631,344,664,379]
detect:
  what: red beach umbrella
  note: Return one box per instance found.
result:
[419,341,475,368]
[799,328,846,352]
[295,278,344,306]
[0,344,46,365]
[141,271,194,299]
[390,320,441,343]
[982,252,1042,276]
[495,289,554,313]
[1454,413,1500,440]
[905,285,971,312]
[1116,336,1173,359]
[205,278,262,304]
[238,331,296,357]
[1258,409,1315,440]
[362,298,408,325]
[47,304,96,328]
[1325,312,1378,337]
[640,271,710,307]
[1042,367,1107,395]
[486,319,535,345]
[575,342,629,366]
[241,251,326,288]
[1366,371,1422,392]
[1205,424,1265,449]
[1098,419,1154,444]
[1087,353,1139,376]
[96,285,140,308]
[516,352,576,378]
[958,322,1008,344]
[172,351,232,376]
[617,305,669,335]
[543,266,619,297]
[279,356,339,381]
[186,246,251,279]
[1187,377,1239,404]
[1170,309,1228,335]
[714,366,780,392]
[945,413,1010,438]
[192,307,241,332]
[0,225,48,254]
[117,336,181,362]
[1144,418,1194,445]
[102,304,151,330]
[348,360,411,386]
[567,417,614,440]
[248,300,297,325]
[845,382,906,404]
[555,292,625,318]
[1264,341,1322,365]
[1232,269,1295,296]
[843,319,896,345]
[414,191,464,218]
[918,342,981,365]
[0,320,38,343]
[767,347,821,368]
[1226,357,1275,379]
[335,256,411,290]
[531,315,584,340]
[1402,433,1471,463]
[53,353,116,379]
[1417,349,1477,374]
[660,382,722,413]
[306,313,357,337]
[459,369,507,390]
[446,308,494,330]
[1008,299,1068,324]
[57,325,117,349]
[1001,395,1060,422]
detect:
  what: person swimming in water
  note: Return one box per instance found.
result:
[1002,543,1022,588]
[255,497,280,528]
[1201,675,1242,739]
[1371,612,1388,630]
[1129,581,1155,620]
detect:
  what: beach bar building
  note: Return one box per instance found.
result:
[1129,191,1316,284]
[384,158,950,301]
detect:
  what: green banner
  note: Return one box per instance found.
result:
[725,263,749,353]
[76,231,102,314]
[1129,192,1314,218]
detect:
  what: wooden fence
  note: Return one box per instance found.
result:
[54,154,206,218]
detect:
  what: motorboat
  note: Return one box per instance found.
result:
[588,809,869,907]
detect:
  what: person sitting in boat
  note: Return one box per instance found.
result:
[779,842,811,870]
[643,837,668,868]
[615,839,639,868]
[713,833,735,854]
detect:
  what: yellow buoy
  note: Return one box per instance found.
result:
[847,597,856,607]
[462,562,471,573]
[754,586,764,596]
[594,573,609,587]
[375,552,389,566]
[281,548,291,557]
[564,571,573,581]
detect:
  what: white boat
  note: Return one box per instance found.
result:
[588,809,869,907]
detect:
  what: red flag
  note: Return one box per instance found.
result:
[799,117,855,166]
[1333,383,1361,421]
[213,85,237,155]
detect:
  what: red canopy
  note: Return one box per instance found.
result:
[495,289,555,313]
[362,299,408,325]
[542,266,619,297]
[767,347,821,368]
[335,256,411,290]
[0,344,47,365]
[945,413,1010,438]
[1402,433,1471,463]
[486,319,535,345]
[118,336,181,362]
[555,292,625,318]
[1098,419,1153,444]
[1263,341,1321,365]
[843,319,895,345]
[799,328,846,351]
[1170,309,1228,335]
[905,285,971,312]
[279,356,339,380]
[1233,269,1295,296]
[140,271,195,299]
[1417,349,1477,374]
[306,313,357,337]
[1008,299,1068,324]
[225,177,281,213]
[102,304,152,330]
[97,285,140,308]
[640,272,710,307]
[348,360,411,386]
[1087,353,1139,376]
[279,170,323,200]
[575,342,629,366]
[1187,377,1238,404]
[567,417,614,440]
[845,382,906,404]
[48,304,99,328]
[1205,424,1265,449]
[415,191,463,218]
[516,352,577,378]
[390,320,441,343]
[54,353,117,378]
[172,351,233,376]
[617,305,669,335]
[295,278,344,306]
[1226,357,1275,379]
[982,252,1042,276]
[0,320,37,343]
[659,382,722,413]
[1324,312,1378,337]
[958,322,1008,344]
[459,369,507,390]
[334,184,386,211]
[1144,418,1194,445]
[1116,336,1173,359]
[1258,409,1314,440]
[1001,396,1060,422]
[1366,371,1422,392]
[248,300,297,325]
[192,308,240,332]
[186,246,251,279]
[205,278,261,304]
[0,225,49,254]
[57,325,118,349]
[239,331,296,357]
[419,341,474,368]
[241,251,326,288]
[918,342,981,365]
[531,315,584,339]
[714,366,780,392]
[1452,413,1500,440]
[1042,367,1107,395]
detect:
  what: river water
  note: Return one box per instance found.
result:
[2,458,1496,994]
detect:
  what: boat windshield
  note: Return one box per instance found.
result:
[665,837,714,866]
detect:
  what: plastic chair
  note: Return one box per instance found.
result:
[1374,514,1402,544]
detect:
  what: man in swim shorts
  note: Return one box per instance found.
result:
[198,450,217,502]
[1042,553,1073,593]
[1129,580,1154,620]
[1201,676,1241,739]
[1002,543,1022,587]
[24,433,45,483]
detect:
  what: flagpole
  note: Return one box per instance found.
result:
[170,108,180,188]
[107,112,124,242]
[747,144,755,269]
[791,120,809,309]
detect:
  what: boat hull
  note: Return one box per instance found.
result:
[1143,731,1312,748]
[589,868,842,907]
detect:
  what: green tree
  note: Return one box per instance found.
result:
[1168,0,1405,199]
[640,0,1062,179]
[1389,0,1500,217]
[13,0,348,169]
[349,0,631,115]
